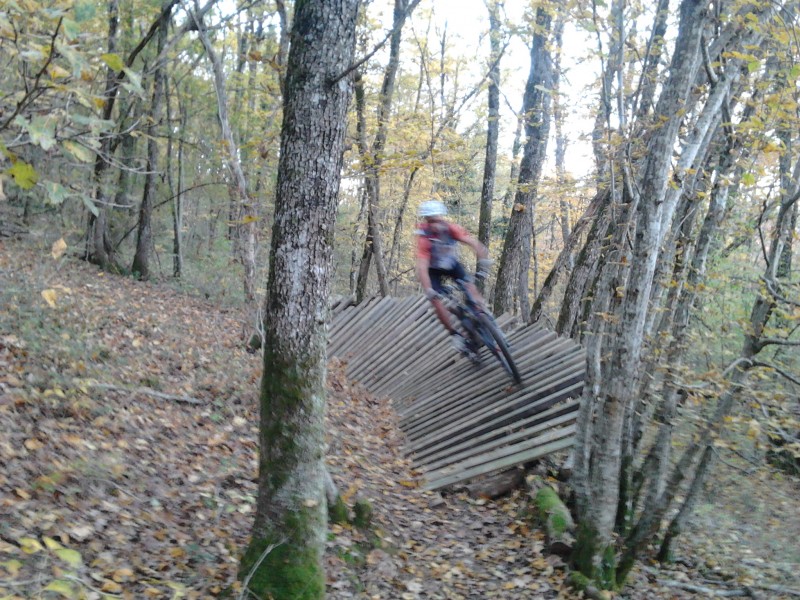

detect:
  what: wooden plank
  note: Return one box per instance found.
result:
[407,377,584,460]
[422,432,576,491]
[330,296,395,359]
[328,296,382,356]
[395,329,571,416]
[400,344,585,433]
[398,343,584,431]
[420,424,577,479]
[416,400,579,471]
[404,366,584,454]
[349,297,431,383]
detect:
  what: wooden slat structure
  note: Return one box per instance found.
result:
[329,296,585,491]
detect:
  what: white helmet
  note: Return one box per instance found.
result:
[418,199,447,218]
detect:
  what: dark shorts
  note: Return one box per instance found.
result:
[429,263,471,293]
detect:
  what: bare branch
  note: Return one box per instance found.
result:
[751,360,800,387]
[331,0,424,85]
[758,338,800,349]
[762,276,800,307]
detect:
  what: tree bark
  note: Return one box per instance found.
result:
[355,0,414,303]
[493,6,554,315]
[239,2,359,599]
[131,8,169,280]
[571,0,708,584]
[475,0,502,293]
[194,12,258,304]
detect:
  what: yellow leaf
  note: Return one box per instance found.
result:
[43,537,63,551]
[43,579,77,598]
[112,568,134,583]
[24,438,44,451]
[48,64,70,79]
[19,537,43,554]
[55,548,82,567]
[42,289,58,308]
[101,580,123,594]
[167,581,187,598]
[1,559,22,576]
[51,238,67,260]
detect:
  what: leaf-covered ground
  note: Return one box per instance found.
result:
[1,235,799,599]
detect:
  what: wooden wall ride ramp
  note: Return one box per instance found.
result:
[328,296,585,491]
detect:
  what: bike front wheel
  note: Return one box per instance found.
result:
[476,312,522,385]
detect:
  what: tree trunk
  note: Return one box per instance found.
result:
[552,15,570,258]
[238,2,360,599]
[571,0,708,585]
[131,9,169,280]
[355,0,413,302]
[530,189,605,325]
[172,97,187,278]
[85,0,121,271]
[493,6,554,315]
[85,0,180,271]
[194,12,258,304]
[476,0,502,293]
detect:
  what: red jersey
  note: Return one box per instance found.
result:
[416,221,470,270]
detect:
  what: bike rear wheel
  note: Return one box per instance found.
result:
[476,312,522,385]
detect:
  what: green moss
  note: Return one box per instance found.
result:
[328,495,349,524]
[535,487,562,513]
[549,512,568,536]
[572,523,619,590]
[567,570,592,592]
[600,543,617,591]
[352,498,373,529]
[239,509,325,600]
[572,522,599,579]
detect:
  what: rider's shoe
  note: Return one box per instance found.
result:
[450,332,467,354]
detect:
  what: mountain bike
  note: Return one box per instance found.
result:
[441,281,523,386]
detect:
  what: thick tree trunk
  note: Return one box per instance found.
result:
[493,6,554,315]
[239,2,359,599]
[131,11,169,280]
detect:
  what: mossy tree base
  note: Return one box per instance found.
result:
[570,523,619,593]
[239,529,325,600]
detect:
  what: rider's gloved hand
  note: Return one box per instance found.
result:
[425,288,442,302]
[475,258,493,281]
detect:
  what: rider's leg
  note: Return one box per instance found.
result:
[463,280,486,309]
[428,269,457,335]
[430,296,457,334]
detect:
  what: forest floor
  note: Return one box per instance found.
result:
[1,233,799,599]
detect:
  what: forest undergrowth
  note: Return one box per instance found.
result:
[1,234,799,599]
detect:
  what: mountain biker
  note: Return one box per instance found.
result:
[415,199,492,353]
